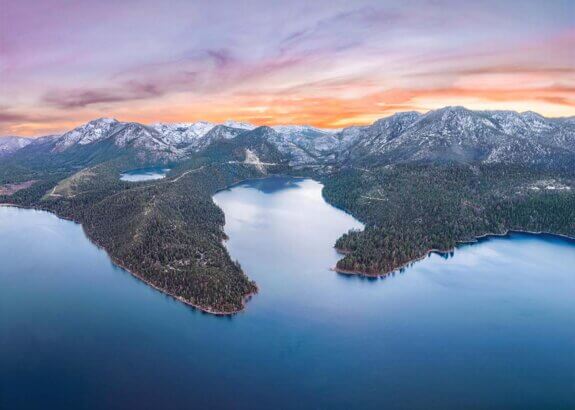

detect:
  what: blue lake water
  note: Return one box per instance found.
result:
[119,167,170,182]
[1,177,574,409]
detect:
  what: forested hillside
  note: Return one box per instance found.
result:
[2,156,274,313]
[323,164,575,275]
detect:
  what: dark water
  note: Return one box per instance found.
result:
[1,177,574,409]
[119,167,170,182]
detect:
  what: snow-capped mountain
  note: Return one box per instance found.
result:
[271,124,333,137]
[151,121,216,147]
[20,119,340,163]
[223,120,256,130]
[261,125,334,165]
[0,136,32,156]
[53,118,118,151]
[3,107,574,166]
[191,125,247,151]
[331,107,575,167]
[51,119,182,161]
[41,119,256,160]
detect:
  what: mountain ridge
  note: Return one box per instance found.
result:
[3,106,574,168]
[4,106,574,171]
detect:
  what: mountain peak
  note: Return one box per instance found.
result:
[253,125,276,133]
[89,117,118,125]
[223,120,256,130]
[521,111,545,120]
[438,105,470,113]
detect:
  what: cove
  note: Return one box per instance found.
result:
[119,167,170,182]
[1,177,574,409]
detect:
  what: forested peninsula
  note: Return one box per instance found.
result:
[323,164,575,276]
[1,107,574,313]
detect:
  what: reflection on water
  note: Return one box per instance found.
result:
[1,178,574,410]
[434,250,455,260]
[225,176,305,194]
[120,167,170,182]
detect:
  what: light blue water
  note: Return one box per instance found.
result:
[1,177,574,409]
[119,167,170,182]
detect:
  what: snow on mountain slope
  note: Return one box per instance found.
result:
[271,124,332,136]
[0,136,32,156]
[335,107,575,166]
[265,125,340,165]
[190,125,246,151]
[53,118,118,151]
[223,120,256,130]
[151,121,216,146]
[6,108,574,166]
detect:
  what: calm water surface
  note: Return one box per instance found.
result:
[119,167,170,182]
[1,177,574,409]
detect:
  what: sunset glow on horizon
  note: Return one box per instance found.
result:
[1,0,574,136]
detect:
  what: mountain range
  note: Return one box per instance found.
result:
[3,106,574,168]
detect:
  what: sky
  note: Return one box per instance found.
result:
[1,0,574,136]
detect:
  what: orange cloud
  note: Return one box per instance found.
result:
[3,82,574,136]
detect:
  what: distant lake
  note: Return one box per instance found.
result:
[119,167,170,182]
[1,177,574,409]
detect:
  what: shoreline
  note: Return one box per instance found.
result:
[332,229,575,278]
[5,173,574,312]
[108,256,257,316]
[0,202,256,316]
[2,168,278,316]
[211,173,308,195]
